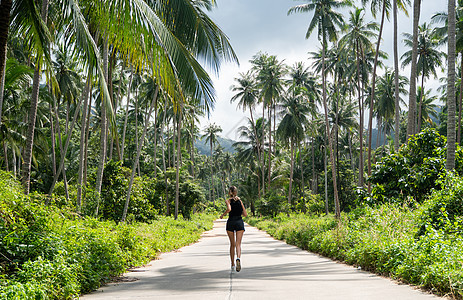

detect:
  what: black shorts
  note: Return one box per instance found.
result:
[226,216,245,232]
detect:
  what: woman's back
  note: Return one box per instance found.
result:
[229,198,243,217]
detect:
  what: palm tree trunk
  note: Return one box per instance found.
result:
[407,0,421,139]
[300,143,304,198]
[3,142,8,172]
[0,0,12,127]
[262,104,265,195]
[121,85,159,222]
[161,97,170,215]
[367,0,386,193]
[49,104,56,178]
[83,93,92,187]
[210,140,215,204]
[121,69,133,160]
[458,54,463,144]
[51,98,69,201]
[324,145,328,215]
[393,0,401,150]
[22,0,49,194]
[417,74,425,133]
[288,138,294,206]
[249,107,261,199]
[12,145,16,177]
[356,43,364,187]
[311,134,316,193]
[175,106,182,219]
[153,96,158,178]
[321,39,340,219]
[77,75,91,212]
[95,39,109,214]
[447,0,456,170]
[268,105,272,187]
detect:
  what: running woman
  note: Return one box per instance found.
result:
[220,186,248,272]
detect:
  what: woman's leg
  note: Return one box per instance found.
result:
[235,230,244,259]
[226,230,236,266]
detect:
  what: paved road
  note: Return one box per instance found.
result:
[82,219,440,300]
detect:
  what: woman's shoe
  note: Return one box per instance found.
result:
[236,259,241,272]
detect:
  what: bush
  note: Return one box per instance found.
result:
[366,128,463,205]
[0,171,215,299]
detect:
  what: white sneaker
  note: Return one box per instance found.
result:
[236,259,241,272]
[231,266,235,272]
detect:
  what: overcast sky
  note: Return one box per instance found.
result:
[198,0,445,141]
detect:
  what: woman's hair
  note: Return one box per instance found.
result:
[228,186,238,199]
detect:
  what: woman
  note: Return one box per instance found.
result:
[220,186,248,272]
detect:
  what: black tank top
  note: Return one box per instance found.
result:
[229,198,243,217]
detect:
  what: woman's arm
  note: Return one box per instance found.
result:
[240,200,248,217]
[220,199,231,219]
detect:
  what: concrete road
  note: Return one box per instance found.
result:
[82,219,440,300]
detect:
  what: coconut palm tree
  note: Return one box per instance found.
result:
[277,88,311,206]
[447,0,457,170]
[288,0,350,218]
[230,71,263,196]
[202,123,222,203]
[407,0,423,138]
[339,7,378,187]
[401,23,445,133]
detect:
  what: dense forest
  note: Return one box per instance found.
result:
[1,0,463,298]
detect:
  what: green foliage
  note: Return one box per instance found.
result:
[247,201,463,297]
[367,128,463,205]
[155,168,206,218]
[256,191,289,216]
[418,173,463,236]
[0,171,215,299]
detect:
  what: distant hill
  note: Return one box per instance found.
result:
[194,136,236,155]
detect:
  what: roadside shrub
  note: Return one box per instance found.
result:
[367,128,463,205]
[256,191,289,216]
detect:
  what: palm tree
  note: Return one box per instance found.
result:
[251,53,286,189]
[230,71,262,197]
[339,7,378,187]
[401,23,445,133]
[202,123,222,203]
[277,89,311,206]
[407,0,423,138]
[288,0,350,218]
[447,0,457,171]
[415,87,439,127]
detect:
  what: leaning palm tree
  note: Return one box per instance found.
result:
[202,123,222,204]
[288,0,350,219]
[401,23,445,133]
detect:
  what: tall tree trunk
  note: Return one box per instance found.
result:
[121,85,159,222]
[249,107,261,199]
[407,0,421,139]
[356,43,364,187]
[268,105,272,187]
[3,142,8,172]
[21,0,49,194]
[324,144,329,215]
[153,95,158,178]
[261,104,265,195]
[175,105,182,219]
[300,143,304,199]
[210,140,215,204]
[121,69,133,160]
[0,0,12,127]
[288,138,294,206]
[51,98,69,201]
[311,134,316,193]
[161,97,170,215]
[12,145,16,176]
[393,0,401,150]
[77,75,91,212]
[458,55,463,144]
[83,93,92,187]
[447,0,456,170]
[95,40,109,215]
[49,104,56,178]
[417,74,425,133]
[321,39,340,219]
[367,0,386,193]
